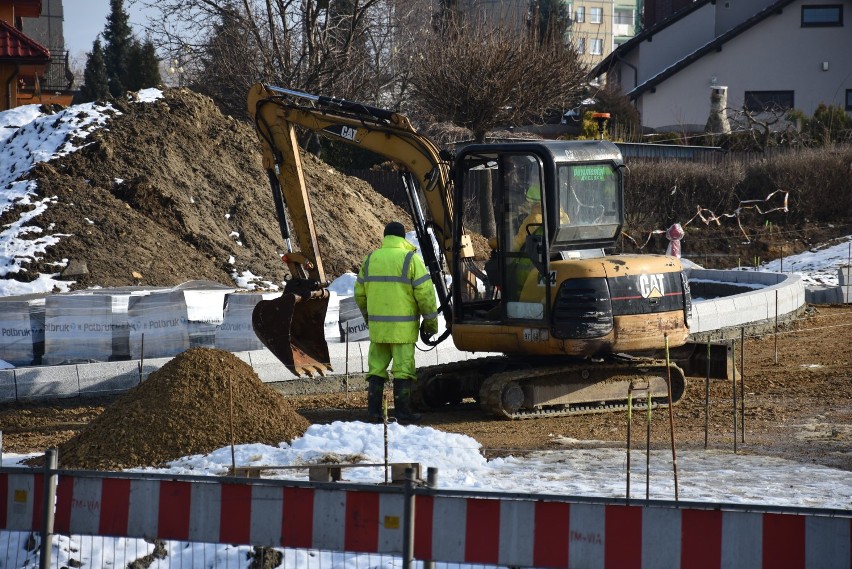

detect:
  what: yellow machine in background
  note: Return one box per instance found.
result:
[248,84,708,419]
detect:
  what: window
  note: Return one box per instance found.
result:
[744,91,794,112]
[614,9,633,24]
[589,38,603,55]
[575,6,585,22]
[590,7,603,23]
[577,37,586,53]
[556,163,622,243]
[801,4,843,26]
[846,89,852,111]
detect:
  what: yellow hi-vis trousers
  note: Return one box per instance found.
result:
[367,342,416,380]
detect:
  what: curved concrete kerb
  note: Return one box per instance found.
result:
[687,269,805,341]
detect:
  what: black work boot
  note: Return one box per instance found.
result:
[367,376,385,423]
[393,379,422,425]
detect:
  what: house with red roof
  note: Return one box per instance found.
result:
[0,0,63,109]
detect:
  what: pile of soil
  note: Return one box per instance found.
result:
[33,348,309,470]
[14,88,409,290]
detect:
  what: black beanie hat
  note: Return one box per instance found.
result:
[384,221,406,238]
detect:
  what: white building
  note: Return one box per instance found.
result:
[591,0,852,133]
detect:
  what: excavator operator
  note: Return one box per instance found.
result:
[355,221,439,424]
[511,182,545,252]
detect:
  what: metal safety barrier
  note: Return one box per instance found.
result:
[1,455,851,569]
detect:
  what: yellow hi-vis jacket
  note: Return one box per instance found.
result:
[354,235,439,344]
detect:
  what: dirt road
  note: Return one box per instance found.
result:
[3,306,851,471]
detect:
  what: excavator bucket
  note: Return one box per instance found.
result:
[252,292,332,377]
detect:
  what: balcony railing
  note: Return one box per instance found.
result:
[41,49,74,92]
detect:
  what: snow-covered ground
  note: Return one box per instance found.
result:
[754,235,852,287]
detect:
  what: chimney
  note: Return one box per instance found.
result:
[704,86,731,135]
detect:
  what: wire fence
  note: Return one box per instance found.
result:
[2,459,850,569]
[0,532,456,569]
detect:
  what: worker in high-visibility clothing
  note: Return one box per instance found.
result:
[354,221,439,424]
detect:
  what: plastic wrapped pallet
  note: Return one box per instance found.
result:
[337,296,368,342]
[215,292,279,352]
[128,290,189,359]
[182,287,233,349]
[42,294,115,365]
[0,295,46,366]
[109,293,133,360]
[108,291,153,360]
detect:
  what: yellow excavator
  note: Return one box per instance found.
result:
[247,83,717,419]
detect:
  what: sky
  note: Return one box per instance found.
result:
[63,1,152,58]
[0,91,851,567]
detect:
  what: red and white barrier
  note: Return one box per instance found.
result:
[0,472,43,532]
[52,475,406,553]
[3,470,851,568]
[416,496,852,568]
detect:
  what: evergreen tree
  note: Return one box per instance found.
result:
[102,0,133,97]
[78,39,110,103]
[126,39,162,91]
[529,0,571,44]
[192,5,259,119]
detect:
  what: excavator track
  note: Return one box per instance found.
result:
[412,356,685,420]
[412,358,503,410]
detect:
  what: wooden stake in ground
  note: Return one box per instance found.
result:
[704,341,711,449]
[732,339,738,454]
[646,380,652,502]
[229,369,236,472]
[383,395,389,485]
[741,328,746,443]
[664,334,679,502]
[626,384,634,503]
[344,330,350,401]
[774,289,780,365]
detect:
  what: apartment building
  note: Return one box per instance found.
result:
[454,0,640,66]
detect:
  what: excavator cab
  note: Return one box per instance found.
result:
[452,141,626,330]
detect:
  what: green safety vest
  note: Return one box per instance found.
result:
[354,235,439,343]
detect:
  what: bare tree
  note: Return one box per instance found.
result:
[409,20,585,141]
[131,0,421,115]
[407,18,586,236]
[727,105,797,152]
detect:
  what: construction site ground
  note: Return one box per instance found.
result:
[2,88,851,473]
[3,305,851,472]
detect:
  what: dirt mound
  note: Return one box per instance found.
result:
[46,348,309,470]
[18,88,408,290]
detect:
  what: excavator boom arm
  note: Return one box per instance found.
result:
[247,84,461,375]
[248,84,457,270]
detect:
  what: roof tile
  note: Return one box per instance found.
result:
[0,17,50,62]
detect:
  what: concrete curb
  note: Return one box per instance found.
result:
[687,269,806,342]
[0,342,489,403]
[0,269,815,402]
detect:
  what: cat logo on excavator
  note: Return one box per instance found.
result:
[639,273,666,298]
